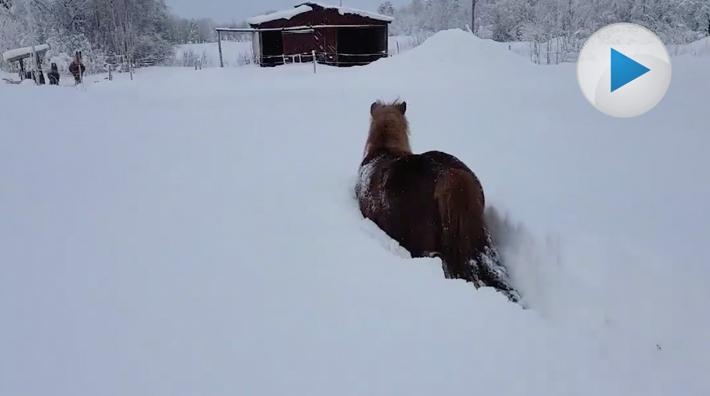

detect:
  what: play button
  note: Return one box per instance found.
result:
[610,48,650,92]
[577,23,672,118]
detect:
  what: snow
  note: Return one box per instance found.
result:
[2,44,51,63]
[311,2,395,22]
[247,5,313,25]
[669,37,710,57]
[247,3,393,25]
[1,29,709,396]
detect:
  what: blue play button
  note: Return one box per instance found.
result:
[610,48,651,92]
[578,23,672,117]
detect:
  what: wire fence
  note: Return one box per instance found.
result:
[257,51,388,66]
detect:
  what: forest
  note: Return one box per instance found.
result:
[383,0,710,62]
[0,0,217,72]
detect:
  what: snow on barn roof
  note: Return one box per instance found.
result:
[2,44,51,63]
[247,4,313,25]
[247,2,393,25]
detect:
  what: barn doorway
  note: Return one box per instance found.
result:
[336,26,387,66]
[260,31,284,66]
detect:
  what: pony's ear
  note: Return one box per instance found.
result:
[370,101,380,115]
[398,101,407,115]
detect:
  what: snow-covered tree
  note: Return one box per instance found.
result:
[0,0,192,71]
[386,0,709,63]
[377,1,395,17]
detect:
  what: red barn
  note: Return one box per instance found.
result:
[246,2,393,67]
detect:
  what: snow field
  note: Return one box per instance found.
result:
[1,30,709,396]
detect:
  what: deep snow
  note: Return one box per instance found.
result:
[1,30,709,396]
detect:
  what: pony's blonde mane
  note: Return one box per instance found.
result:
[364,100,412,158]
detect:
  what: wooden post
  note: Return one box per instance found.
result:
[31,45,38,85]
[312,50,316,74]
[471,0,477,34]
[18,58,25,81]
[217,30,224,68]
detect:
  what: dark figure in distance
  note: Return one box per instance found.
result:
[69,52,86,84]
[47,63,60,85]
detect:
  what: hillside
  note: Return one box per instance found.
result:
[1,30,709,396]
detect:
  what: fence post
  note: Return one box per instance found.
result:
[312,50,316,74]
[217,30,224,68]
[30,45,38,85]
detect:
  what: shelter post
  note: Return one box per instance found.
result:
[217,30,224,68]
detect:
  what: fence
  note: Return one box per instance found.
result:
[528,37,580,65]
[257,51,388,67]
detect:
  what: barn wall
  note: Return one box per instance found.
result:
[283,30,316,56]
[322,28,338,65]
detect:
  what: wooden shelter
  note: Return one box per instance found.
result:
[2,44,50,83]
[217,2,392,67]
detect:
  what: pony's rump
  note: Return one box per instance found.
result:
[435,167,486,283]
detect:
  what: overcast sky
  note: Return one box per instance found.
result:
[166,0,404,22]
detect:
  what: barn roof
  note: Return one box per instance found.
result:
[247,2,393,25]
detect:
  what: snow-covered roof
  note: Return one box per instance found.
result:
[247,5,313,25]
[247,2,393,26]
[312,2,394,22]
[2,44,51,63]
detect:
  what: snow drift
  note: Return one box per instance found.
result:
[1,30,709,396]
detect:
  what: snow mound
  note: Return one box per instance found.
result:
[389,29,529,70]
[670,37,710,57]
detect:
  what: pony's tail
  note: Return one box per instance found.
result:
[435,169,520,302]
[435,168,486,284]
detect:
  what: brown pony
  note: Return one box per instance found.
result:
[356,100,519,302]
